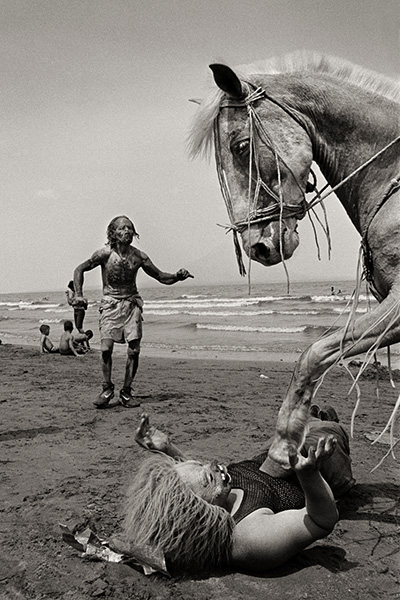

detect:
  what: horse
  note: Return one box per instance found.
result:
[189,52,400,468]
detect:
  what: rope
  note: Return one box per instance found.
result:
[275,140,291,293]
[246,106,255,292]
[307,136,400,210]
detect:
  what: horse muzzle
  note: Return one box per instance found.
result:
[240,219,300,266]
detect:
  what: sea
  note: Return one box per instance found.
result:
[2,279,399,367]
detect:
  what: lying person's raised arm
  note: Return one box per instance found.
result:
[231,437,338,572]
[135,413,188,460]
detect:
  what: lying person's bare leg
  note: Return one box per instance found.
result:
[135,414,187,460]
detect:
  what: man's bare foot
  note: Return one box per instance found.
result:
[135,413,170,453]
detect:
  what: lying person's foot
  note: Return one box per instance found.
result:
[319,405,340,422]
[94,383,115,408]
[310,404,321,418]
[310,404,339,422]
[119,388,140,408]
[135,413,170,452]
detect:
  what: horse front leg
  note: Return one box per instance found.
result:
[267,288,400,469]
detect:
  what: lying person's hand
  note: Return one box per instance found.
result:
[288,435,336,475]
[135,413,171,453]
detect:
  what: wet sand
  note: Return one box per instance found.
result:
[0,343,399,599]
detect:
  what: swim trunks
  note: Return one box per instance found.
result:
[99,295,143,343]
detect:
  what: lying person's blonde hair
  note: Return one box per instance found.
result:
[124,454,235,572]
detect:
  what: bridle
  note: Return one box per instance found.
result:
[214,82,400,281]
[214,85,310,225]
[214,83,316,279]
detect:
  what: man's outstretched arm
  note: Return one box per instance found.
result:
[141,255,193,285]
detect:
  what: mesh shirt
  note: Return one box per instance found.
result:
[228,459,305,523]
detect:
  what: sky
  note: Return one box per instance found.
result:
[1,0,399,294]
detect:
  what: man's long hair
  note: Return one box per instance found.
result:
[124,454,235,573]
[106,216,139,250]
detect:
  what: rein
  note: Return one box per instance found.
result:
[307,135,400,212]
[361,171,400,295]
[214,83,400,282]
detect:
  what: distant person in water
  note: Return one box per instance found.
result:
[59,320,85,356]
[73,215,194,409]
[330,287,342,297]
[39,324,59,354]
[66,280,87,332]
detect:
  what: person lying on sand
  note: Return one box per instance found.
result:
[122,410,355,574]
[39,324,59,353]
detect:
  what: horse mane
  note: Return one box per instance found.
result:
[188,51,400,159]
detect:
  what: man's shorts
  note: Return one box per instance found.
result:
[99,295,143,344]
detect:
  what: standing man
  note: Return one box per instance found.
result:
[73,215,193,409]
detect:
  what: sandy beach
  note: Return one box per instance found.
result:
[1,343,399,599]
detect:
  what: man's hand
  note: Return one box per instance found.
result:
[72,295,87,308]
[288,435,336,475]
[176,269,194,281]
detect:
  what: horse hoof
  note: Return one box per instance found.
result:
[267,438,294,470]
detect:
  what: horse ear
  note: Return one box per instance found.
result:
[209,64,244,99]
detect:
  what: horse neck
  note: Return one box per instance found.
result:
[294,77,399,235]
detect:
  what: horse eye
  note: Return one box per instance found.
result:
[232,139,250,157]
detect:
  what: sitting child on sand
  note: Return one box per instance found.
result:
[39,324,59,353]
[73,330,93,352]
[59,320,86,356]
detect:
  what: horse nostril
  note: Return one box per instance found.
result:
[253,243,270,261]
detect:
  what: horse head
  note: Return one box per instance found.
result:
[210,64,313,267]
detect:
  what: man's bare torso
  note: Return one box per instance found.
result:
[102,246,143,299]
